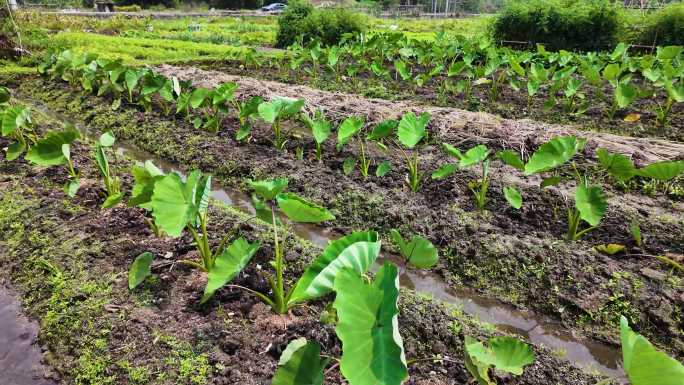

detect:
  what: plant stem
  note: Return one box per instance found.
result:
[271,205,287,314]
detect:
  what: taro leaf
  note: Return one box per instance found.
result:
[2,105,31,136]
[94,146,109,179]
[150,171,203,238]
[200,237,260,304]
[524,136,587,175]
[189,87,211,109]
[195,174,212,217]
[540,176,562,188]
[376,160,391,177]
[503,186,522,209]
[64,179,81,198]
[248,178,289,201]
[367,119,398,141]
[635,160,684,181]
[456,145,490,168]
[596,148,636,182]
[288,231,381,305]
[258,97,304,123]
[25,129,80,166]
[129,252,154,290]
[431,163,458,179]
[252,194,278,225]
[276,193,335,223]
[311,119,332,145]
[467,336,535,376]
[397,112,430,149]
[337,116,365,150]
[271,338,328,385]
[464,336,494,385]
[616,83,637,109]
[390,229,438,269]
[99,131,116,147]
[0,86,10,103]
[6,141,25,161]
[129,161,165,209]
[343,157,356,175]
[497,150,525,171]
[595,244,626,255]
[333,263,408,385]
[656,45,683,61]
[236,123,252,141]
[102,192,124,209]
[620,316,684,385]
[575,185,607,227]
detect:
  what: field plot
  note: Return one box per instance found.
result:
[0,7,683,385]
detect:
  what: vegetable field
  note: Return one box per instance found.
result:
[0,10,682,385]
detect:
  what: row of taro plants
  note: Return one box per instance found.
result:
[272,33,684,128]
[35,49,684,243]
[3,59,684,384]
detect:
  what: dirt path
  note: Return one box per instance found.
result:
[155,64,684,165]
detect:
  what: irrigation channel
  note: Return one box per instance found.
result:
[0,100,628,384]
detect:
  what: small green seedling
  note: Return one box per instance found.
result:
[25,127,81,197]
[258,97,306,149]
[390,229,439,269]
[94,131,123,208]
[464,335,535,385]
[395,111,430,192]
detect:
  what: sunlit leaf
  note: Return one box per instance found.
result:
[201,238,260,304]
[276,193,335,223]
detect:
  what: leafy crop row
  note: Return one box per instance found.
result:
[2,62,683,385]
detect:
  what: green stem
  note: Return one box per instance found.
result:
[271,205,287,314]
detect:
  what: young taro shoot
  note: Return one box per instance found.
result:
[258,97,306,150]
[390,229,439,269]
[336,116,370,177]
[464,336,535,385]
[128,160,166,237]
[94,131,123,208]
[301,108,331,161]
[246,178,382,314]
[395,111,431,192]
[432,144,492,210]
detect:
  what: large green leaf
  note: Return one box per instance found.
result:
[288,231,381,305]
[596,148,635,182]
[189,87,211,109]
[464,336,494,385]
[397,111,430,149]
[620,316,684,385]
[258,97,305,123]
[333,263,408,385]
[524,136,587,175]
[276,193,335,223]
[367,119,398,141]
[1,105,31,136]
[466,336,535,376]
[444,144,490,168]
[496,150,525,171]
[6,141,25,161]
[25,129,80,166]
[271,338,328,385]
[311,118,332,145]
[635,160,684,181]
[616,83,637,109]
[150,171,203,238]
[337,116,365,150]
[248,178,289,201]
[129,252,154,290]
[128,161,165,209]
[575,185,607,227]
[389,229,438,269]
[200,237,260,304]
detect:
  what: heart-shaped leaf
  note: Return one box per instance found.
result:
[249,178,289,201]
[635,160,684,181]
[129,252,154,290]
[337,116,365,150]
[390,229,438,269]
[397,111,430,149]
[524,136,586,175]
[276,193,335,223]
[25,129,80,166]
[596,148,635,182]
[271,338,328,385]
[466,336,535,376]
[497,150,525,171]
[201,237,260,304]
[150,171,204,238]
[575,184,607,227]
[503,186,522,209]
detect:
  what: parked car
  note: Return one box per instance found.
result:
[261,3,287,12]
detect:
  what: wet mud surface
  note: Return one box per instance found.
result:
[0,285,56,385]
[0,131,605,384]
[5,72,683,362]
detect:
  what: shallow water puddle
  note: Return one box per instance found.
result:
[31,101,626,381]
[0,286,56,385]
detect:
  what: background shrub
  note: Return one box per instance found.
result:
[275,0,365,48]
[638,2,684,46]
[490,0,623,51]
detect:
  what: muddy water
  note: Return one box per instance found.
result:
[31,102,626,381]
[0,286,56,385]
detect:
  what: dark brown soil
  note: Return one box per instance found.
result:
[6,72,683,361]
[0,132,603,385]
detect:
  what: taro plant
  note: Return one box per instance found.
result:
[128,169,262,304]
[271,338,329,385]
[301,108,332,161]
[394,111,430,192]
[245,178,382,314]
[128,160,166,237]
[93,131,123,208]
[432,144,492,210]
[1,103,36,161]
[258,97,306,149]
[521,136,607,241]
[620,316,684,385]
[25,127,81,197]
[336,116,372,177]
[389,229,438,269]
[464,335,535,385]
[234,95,264,142]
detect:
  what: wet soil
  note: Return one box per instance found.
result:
[5,73,683,361]
[193,60,684,143]
[0,285,57,385]
[0,132,604,385]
